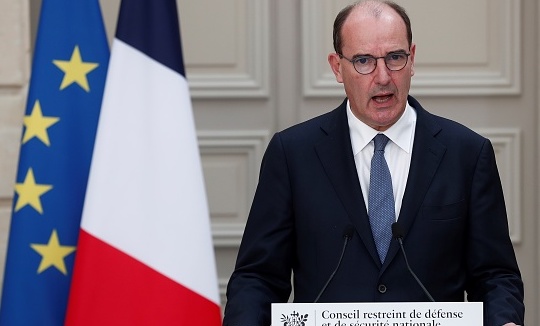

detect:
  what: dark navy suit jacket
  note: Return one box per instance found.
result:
[223,96,524,326]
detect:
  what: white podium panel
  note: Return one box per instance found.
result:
[272,302,482,326]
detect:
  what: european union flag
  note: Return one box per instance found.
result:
[0,0,109,324]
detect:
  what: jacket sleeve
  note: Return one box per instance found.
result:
[465,139,524,325]
[223,133,294,326]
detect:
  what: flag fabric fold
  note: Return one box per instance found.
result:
[65,0,221,324]
[0,0,109,325]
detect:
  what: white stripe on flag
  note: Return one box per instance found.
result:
[81,39,219,304]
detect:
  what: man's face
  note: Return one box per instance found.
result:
[328,6,415,131]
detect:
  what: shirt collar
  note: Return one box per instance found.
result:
[347,99,417,155]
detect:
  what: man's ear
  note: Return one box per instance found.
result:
[409,43,416,77]
[328,53,344,83]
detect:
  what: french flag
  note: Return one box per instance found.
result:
[65,0,221,324]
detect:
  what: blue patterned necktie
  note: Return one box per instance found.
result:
[368,134,395,263]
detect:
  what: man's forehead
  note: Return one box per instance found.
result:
[342,5,407,40]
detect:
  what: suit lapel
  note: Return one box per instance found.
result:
[314,101,381,266]
[315,97,447,269]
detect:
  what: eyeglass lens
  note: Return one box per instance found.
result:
[353,52,409,74]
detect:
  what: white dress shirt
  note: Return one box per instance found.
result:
[347,100,417,219]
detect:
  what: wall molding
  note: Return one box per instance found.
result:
[302,0,521,97]
[198,130,270,247]
[186,0,270,98]
[218,277,228,306]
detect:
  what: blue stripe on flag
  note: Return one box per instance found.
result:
[0,0,109,324]
[115,0,186,76]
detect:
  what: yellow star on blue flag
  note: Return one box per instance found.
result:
[22,100,60,146]
[31,230,77,275]
[14,168,53,214]
[53,45,100,92]
[0,1,109,325]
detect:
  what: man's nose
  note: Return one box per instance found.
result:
[373,58,391,84]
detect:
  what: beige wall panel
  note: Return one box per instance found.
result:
[536,0,540,322]
[0,205,12,287]
[215,247,240,309]
[0,0,28,200]
[301,0,349,97]
[0,127,21,198]
[199,131,269,311]
[101,0,272,98]
[409,2,488,66]
[199,131,269,247]
[0,0,28,86]
[0,95,24,198]
[204,156,248,220]
[98,0,120,43]
[178,0,270,98]
[302,0,520,96]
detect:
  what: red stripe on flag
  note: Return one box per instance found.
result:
[66,230,221,325]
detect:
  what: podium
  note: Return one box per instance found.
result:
[272,302,482,325]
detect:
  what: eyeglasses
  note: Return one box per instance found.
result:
[339,51,411,75]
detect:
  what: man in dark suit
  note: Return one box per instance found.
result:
[222,1,524,325]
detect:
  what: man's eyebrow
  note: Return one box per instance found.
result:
[388,49,409,54]
[351,53,373,59]
[351,49,409,58]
